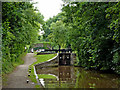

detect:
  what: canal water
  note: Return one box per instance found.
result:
[37,66,120,88]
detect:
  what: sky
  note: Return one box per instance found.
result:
[32,0,64,21]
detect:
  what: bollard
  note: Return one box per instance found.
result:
[26,80,29,83]
[28,74,30,77]
[29,70,31,73]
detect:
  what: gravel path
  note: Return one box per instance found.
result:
[3,53,37,88]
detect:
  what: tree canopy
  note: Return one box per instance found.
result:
[43,2,120,74]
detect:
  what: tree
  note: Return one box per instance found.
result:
[61,2,120,74]
[48,21,67,48]
[2,2,44,74]
[42,13,65,41]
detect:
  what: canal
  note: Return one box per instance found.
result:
[36,66,120,88]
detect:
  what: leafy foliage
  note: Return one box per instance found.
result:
[2,2,44,74]
[61,2,120,74]
[44,2,120,74]
[48,21,67,48]
[42,13,64,41]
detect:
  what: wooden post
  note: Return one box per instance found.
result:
[59,45,60,53]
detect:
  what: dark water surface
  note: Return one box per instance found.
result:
[37,66,120,88]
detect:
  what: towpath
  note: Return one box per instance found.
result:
[3,53,36,88]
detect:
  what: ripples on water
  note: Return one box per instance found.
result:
[37,66,120,88]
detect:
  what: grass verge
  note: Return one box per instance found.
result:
[38,74,56,79]
[35,85,41,88]
[28,53,57,85]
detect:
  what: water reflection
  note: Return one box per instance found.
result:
[59,66,75,81]
[37,66,120,88]
[75,68,120,88]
